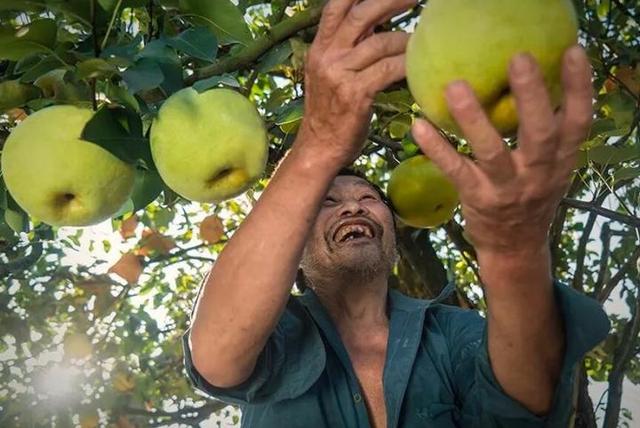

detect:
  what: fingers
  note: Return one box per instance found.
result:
[358,54,406,95]
[557,46,594,156]
[345,32,409,70]
[332,0,416,48]
[315,0,358,47]
[445,81,516,182]
[411,119,474,188]
[509,53,558,166]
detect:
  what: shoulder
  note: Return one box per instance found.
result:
[426,303,485,335]
[277,293,317,335]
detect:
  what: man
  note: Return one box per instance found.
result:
[182,0,610,426]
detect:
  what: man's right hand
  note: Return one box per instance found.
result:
[299,0,417,168]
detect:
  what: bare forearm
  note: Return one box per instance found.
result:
[479,244,565,415]
[189,140,340,386]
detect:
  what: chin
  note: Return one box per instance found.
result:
[335,248,386,276]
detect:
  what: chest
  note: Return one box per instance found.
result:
[344,335,389,428]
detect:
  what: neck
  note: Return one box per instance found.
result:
[309,273,390,330]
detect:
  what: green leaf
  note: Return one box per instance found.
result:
[0,19,58,61]
[388,114,413,139]
[153,207,175,228]
[122,58,165,94]
[157,62,185,96]
[0,80,40,112]
[105,81,141,112]
[578,145,639,168]
[192,73,239,92]
[137,39,180,64]
[76,58,117,80]
[33,68,90,102]
[600,90,636,129]
[587,118,628,140]
[614,166,640,182]
[130,169,164,212]
[112,198,135,218]
[375,89,414,113]
[275,99,303,134]
[401,136,419,158]
[18,55,63,82]
[179,0,253,46]
[165,27,218,62]
[256,40,292,73]
[81,105,152,166]
[265,86,293,114]
[4,208,27,233]
[101,34,143,61]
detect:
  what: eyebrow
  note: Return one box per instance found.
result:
[326,184,380,197]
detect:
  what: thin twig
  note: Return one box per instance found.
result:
[561,198,640,229]
[101,0,124,52]
[187,5,324,84]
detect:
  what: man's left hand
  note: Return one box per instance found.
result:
[411,45,593,255]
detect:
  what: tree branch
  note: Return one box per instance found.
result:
[367,133,403,152]
[0,241,43,277]
[186,5,324,85]
[595,222,612,290]
[124,399,229,427]
[443,220,477,260]
[595,245,640,303]
[396,226,449,300]
[550,171,586,270]
[602,285,640,428]
[561,198,640,229]
[575,366,598,428]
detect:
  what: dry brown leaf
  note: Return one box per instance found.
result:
[108,253,142,284]
[7,108,27,122]
[79,410,99,428]
[112,371,135,392]
[75,278,112,296]
[199,215,225,244]
[136,229,176,256]
[119,215,138,239]
[116,416,136,428]
[63,332,93,359]
[605,65,640,95]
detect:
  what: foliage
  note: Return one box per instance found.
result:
[0,0,638,427]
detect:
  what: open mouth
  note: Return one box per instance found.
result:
[332,221,376,244]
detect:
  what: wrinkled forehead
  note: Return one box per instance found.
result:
[328,175,378,195]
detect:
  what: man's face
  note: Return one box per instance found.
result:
[300,175,398,283]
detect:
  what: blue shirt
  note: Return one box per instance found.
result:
[182,281,610,427]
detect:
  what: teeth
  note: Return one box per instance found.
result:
[335,223,374,242]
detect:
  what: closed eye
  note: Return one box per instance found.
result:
[323,196,337,205]
[360,194,378,201]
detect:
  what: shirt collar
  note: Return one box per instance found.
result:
[298,281,456,314]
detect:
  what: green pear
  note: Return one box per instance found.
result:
[150,88,268,203]
[1,106,136,227]
[388,155,459,228]
[406,0,578,136]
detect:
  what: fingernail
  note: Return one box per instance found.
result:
[511,53,534,74]
[413,119,434,138]
[445,81,469,106]
[566,45,584,68]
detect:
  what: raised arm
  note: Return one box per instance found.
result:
[411,46,594,414]
[188,0,415,388]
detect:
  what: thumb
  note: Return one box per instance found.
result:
[411,119,470,187]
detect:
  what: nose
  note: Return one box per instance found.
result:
[339,199,368,217]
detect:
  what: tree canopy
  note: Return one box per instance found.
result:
[0,1,639,427]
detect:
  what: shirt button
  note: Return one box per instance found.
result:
[353,392,362,403]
